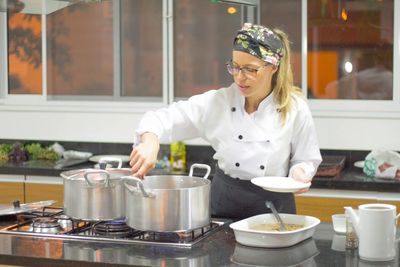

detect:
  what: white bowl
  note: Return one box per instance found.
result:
[229,213,320,248]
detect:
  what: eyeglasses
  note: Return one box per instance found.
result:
[225,60,268,79]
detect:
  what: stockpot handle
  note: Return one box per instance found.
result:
[122,176,152,198]
[99,157,122,169]
[84,170,110,187]
[189,164,211,179]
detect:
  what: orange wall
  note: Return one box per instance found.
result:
[307,51,338,99]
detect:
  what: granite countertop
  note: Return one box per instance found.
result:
[0,222,398,267]
[1,159,400,192]
[312,166,400,192]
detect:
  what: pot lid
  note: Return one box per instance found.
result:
[0,200,56,216]
[60,168,132,181]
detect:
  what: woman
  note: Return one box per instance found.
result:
[129,23,322,219]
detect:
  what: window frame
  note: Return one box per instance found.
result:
[0,0,169,113]
[302,0,400,118]
[0,0,399,118]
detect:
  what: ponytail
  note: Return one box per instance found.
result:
[271,28,303,126]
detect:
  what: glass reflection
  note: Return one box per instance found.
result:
[308,0,393,100]
[174,0,241,98]
[47,1,113,97]
[7,12,42,94]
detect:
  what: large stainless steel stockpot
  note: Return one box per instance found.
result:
[123,164,211,232]
[61,168,130,221]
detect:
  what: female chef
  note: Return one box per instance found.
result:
[129,23,322,219]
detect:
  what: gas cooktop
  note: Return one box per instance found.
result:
[0,206,227,248]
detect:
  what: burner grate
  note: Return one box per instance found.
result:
[91,220,140,238]
[0,207,227,248]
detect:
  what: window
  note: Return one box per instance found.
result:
[308,0,394,100]
[260,0,302,87]
[6,0,163,101]
[8,13,42,94]
[121,0,163,99]
[47,2,114,98]
[173,0,241,98]
[1,0,399,114]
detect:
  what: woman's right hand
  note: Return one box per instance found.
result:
[130,132,160,178]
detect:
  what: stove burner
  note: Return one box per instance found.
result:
[0,206,227,247]
[92,219,137,238]
[56,215,74,229]
[30,217,63,234]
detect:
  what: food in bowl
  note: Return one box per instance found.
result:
[230,213,320,248]
[250,223,304,232]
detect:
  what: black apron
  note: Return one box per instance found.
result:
[211,166,296,219]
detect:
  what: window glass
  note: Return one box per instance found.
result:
[121,0,163,98]
[260,0,302,88]
[174,0,241,98]
[308,0,394,100]
[46,2,113,97]
[8,13,42,94]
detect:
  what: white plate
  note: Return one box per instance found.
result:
[229,213,320,248]
[251,176,311,193]
[89,155,130,163]
[354,160,364,168]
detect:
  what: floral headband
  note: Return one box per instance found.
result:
[233,23,284,66]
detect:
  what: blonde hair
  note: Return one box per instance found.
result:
[271,28,303,125]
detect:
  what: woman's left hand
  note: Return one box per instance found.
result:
[289,167,311,194]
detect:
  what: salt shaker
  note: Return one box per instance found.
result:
[345,210,359,249]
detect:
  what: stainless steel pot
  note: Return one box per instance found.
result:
[61,168,131,221]
[123,164,211,232]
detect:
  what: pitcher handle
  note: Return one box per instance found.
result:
[122,176,152,198]
[189,164,211,179]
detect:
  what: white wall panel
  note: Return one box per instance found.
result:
[314,117,400,150]
[0,109,399,151]
[0,111,142,143]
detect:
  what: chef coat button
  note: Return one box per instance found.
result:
[235,162,240,167]
[231,107,236,112]
[260,165,265,170]
[266,140,270,143]
[238,135,243,140]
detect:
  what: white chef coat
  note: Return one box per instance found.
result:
[134,83,322,180]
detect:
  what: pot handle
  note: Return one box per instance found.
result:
[99,157,122,169]
[84,170,110,187]
[122,176,152,198]
[189,164,211,179]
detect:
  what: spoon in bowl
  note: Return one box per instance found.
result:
[265,201,287,231]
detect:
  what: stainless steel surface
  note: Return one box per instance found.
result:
[231,237,319,266]
[61,168,131,221]
[265,201,287,231]
[0,200,56,216]
[0,220,399,267]
[0,206,227,248]
[124,164,211,232]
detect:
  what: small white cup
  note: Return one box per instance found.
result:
[332,214,346,234]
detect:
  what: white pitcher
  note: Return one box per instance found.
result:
[344,204,400,261]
